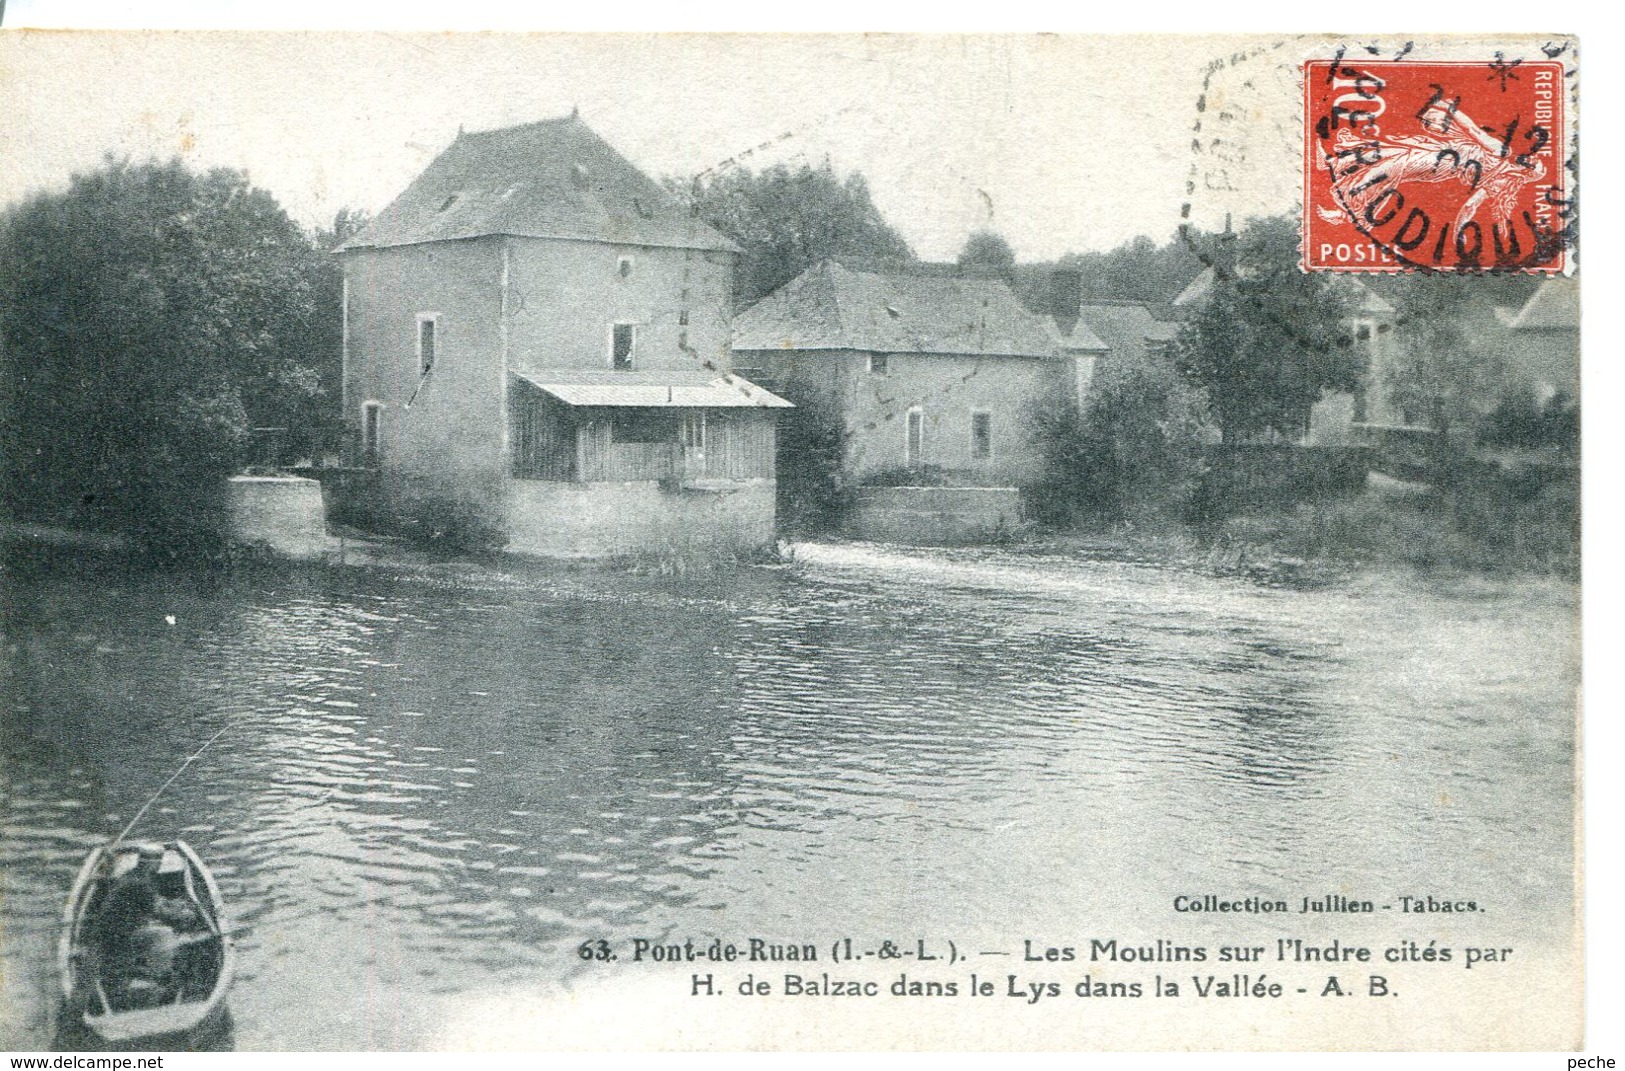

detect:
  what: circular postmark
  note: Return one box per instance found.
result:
[1304,54,1574,272]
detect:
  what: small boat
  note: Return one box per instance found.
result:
[58,840,235,1044]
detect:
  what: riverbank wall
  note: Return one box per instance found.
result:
[845,486,1023,545]
[221,475,336,560]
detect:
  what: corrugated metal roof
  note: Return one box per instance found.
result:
[512,369,792,409]
[337,116,739,254]
[732,260,1080,357]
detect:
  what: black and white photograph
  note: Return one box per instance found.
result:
[0,22,1596,1055]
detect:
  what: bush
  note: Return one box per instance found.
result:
[1218,470,1577,576]
[1027,359,1208,528]
[1190,445,1371,522]
[1480,388,1579,453]
[861,465,952,487]
[773,375,850,534]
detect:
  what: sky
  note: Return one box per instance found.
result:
[0,31,1318,262]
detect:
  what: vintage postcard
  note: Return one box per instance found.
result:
[0,31,1586,1054]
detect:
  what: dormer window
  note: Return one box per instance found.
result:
[869,354,889,375]
[618,256,634,279]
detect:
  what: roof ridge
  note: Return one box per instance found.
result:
[334,114,739,254]
[460,113,580,138]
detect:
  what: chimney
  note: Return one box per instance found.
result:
[1050,268,1083,337]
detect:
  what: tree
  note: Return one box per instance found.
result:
[675,163,914,309]
[1006,228,1213,331]
[1385,274,1503,451]
[1051,229,1212,305]
[0,157,340,547]
[772,372,850,535]
[1171,216,1361,443]
[957,230,1015,279]
[323,207,373,250]
[1028,346,1209,526]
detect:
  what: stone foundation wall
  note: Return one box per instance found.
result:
[846,486,1023,545]
[505,479,776,558]
[224,475,335,560]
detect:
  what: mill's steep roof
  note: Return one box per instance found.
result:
[732,260,1090,357]
[337,116,738,254]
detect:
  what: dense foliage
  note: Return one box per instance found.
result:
[676,163,915,309]
[1384,274,1498,441]
[956,230,1015,279]
[1171,216,1360,443]
[0,157,340,546]
[771,373,850,535]
[1054,230,1211,305]
[1028,352,1209,526]
[1478,389,1578,452]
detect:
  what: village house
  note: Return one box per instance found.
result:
[1493,275,1579,407]
[1338,275,1578,442]
[732,259,1106,542]
[1070,298,1182,378]
[1039,269,1122,400]
[1422,275,1579,463]
[335,115,791,557]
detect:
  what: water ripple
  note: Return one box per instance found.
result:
[1,546,1578,1048]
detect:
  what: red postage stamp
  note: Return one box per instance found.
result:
[1303,56,1570,272]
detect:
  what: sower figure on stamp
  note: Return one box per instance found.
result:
[1331,99,1546,236]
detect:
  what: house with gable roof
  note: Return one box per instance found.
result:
[335,115,791,557]
[1494,275,1579,406]
[1069,298,1181,375]
[733,260,1104,488]
[731,259,1106,543]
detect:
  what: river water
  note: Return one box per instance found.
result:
[0,543,1580,1050]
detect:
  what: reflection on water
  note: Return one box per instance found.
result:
[1,544,1578,1049]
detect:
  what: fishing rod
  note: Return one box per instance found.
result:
[111,722,232,846]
